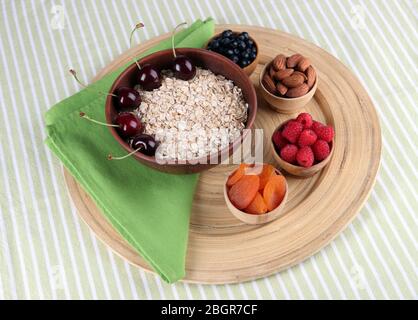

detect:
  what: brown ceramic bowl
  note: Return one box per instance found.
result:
[259,62,318,114]
[271,120,334,177]
[204,32,259,76]
[224,166,288,225]
[105,48,257,174]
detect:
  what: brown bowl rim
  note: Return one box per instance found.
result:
[259,61,318,101]
[105,47,257,167]
[204,31,259,74]
[271,120,334,170]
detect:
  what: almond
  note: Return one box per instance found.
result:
[276,82,288,96]
[286,54,303,68]
[293,71,308,81]
[268,65,276,78]
[273,68,294,81]
[297,57,311,72]
[285,83,310,98]
[281,73,305,88]
[262,73,276,94]
[272,54,286,71]
[306,66,316,88]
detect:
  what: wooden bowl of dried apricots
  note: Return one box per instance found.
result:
[224,163,288,225]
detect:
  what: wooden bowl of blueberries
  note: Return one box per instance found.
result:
[205,29,259,76]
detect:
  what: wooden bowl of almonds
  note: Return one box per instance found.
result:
[259,54,317,114]
[106,48,257,174]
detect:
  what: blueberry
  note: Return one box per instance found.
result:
[238,61,246,68]
[241,52,250,59]
[250,52,257,60]
[251,46,257,53]
[245,47,252,54]
[241,59,250,67]
[222,29,233,38]
[222,38,231,46]
[231,55,239,64]
[233,48,240,54]
[238,41,246,50]
[226,49,234,57]
[238,35,245,41]
[211,40,220,49]
[247,39,254,46]
[231,41,238,48]
[241,32,249,39]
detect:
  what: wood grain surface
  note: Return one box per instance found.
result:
[64,24,381,284]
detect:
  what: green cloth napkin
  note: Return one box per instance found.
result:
[45,19,215,283]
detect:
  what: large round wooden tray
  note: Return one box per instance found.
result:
[64,25,381,284]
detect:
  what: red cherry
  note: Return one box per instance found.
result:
[69,69,141,110]
[171,22,196,81]
[79,111,143,139]
[115,87,141,110]
[114,112,143,138]
[108,133,158,160]
[138,64,161,91]
[173,55,196,80]
[131,134,158,156]
[128,23,161,91]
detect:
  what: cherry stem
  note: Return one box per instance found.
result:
[79,112,119,127]
[129,22,145,71]
[108,147,143,160]
[171,22,187,58]
[69,69,118,97]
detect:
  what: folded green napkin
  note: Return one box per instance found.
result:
[45,19,215,283]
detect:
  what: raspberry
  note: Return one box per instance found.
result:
[296,146,314,167]
[280,144,298,164]
[315,125,334,142]
[272,130,288,149]
[281,120,303,144]
[298,129,317,147]
[311,121,323,131]
[312,140,330,162]
[296,113,313,129]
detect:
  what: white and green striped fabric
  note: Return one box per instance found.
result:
[0,0,416,300]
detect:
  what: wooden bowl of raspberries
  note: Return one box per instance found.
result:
[259,53,317,114]
[271,113,334,177]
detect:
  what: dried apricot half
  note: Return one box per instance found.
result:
[244,192,268,215]
[263,175,287,211]
[228,175,260,210]
[258,164,277,191]
[226,163,247,187]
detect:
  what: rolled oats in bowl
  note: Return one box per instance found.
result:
[134,67,248,161]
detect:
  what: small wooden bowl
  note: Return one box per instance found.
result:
[271,122,334,177]
[224,167,288,225]
[259,62,318,114]
[204,32,259,76]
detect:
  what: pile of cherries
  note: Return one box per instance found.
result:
[72,22,196,160]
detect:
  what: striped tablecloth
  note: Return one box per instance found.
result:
[0,0,416,300]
